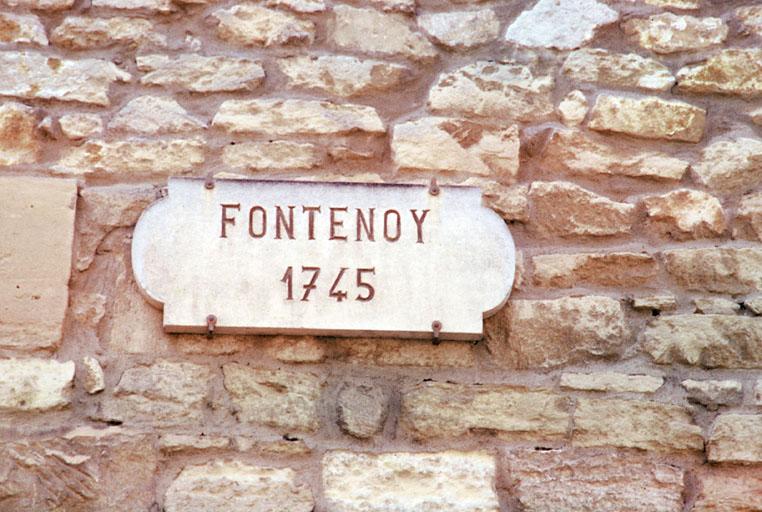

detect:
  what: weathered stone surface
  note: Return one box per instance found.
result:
[137,54,264,93]
[532,252,657,288]
[92,0,170,10]
[0,177,76,351]
[334,338,476,367]
[487,296,628,368]
[757,379,762,405]
[428,61,554,122]
[682,379,742,409]
[392,117,519,181]
[418,9,499,49]
[0,358,74,411]
[158,434,230,452]
[737,6,762,38]
[53,138,204,176]
[558,90,587,126]
[323,451,499,512]
[624,13,727,54]
[542,129,688,180]
[562,48,675,91]
[560,372,663,393]
[223,141,319,170]
[663,248,762,294]
[0,51,129,106]
[643,0,699,7]
[401,381,570,440]
[641,189,726,239]
[477,182,529,222]
[693,298,740,315]
[109,96,205,134]
[692,137,762,194]
[0,13,47,46]
[529,181,635,237]
[265,336,326,363]
[503,449,684,512]
[213,99,384,135]
[212,4,314,47]
[0,102,38,165]
[370,0,413,12]
[51,16,166,50]
[235,436,312,455]
[278,55,409,97]
[59,113,102,139]
[573,398,703,452]
[165,461,314,512]
[693,467,762,512]
[98,361,212,426]
[71,292,107,327]
[735,192,762,241]
[631,295,677,311]
[267,0,324,12]
[1,0,73,9]
[331,5,436,60]
[223,364,324,432]
[677,49,762,97]
[504,0,617,50]
[82,356,105,395]
[746,297,762,315]
[708,414,762,463]
[337,382,388,439]
[642,315,762,368]
[589,94,705,143]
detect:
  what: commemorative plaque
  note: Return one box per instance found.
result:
[132,177,515,340]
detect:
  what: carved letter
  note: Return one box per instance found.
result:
[248,206,267,238]
[220,203,240,238]
[330,207,348,241]
[411,209,430,244]
[303,206,321,240]
[356,208,375,242]
[275,205,295,240]
[384,209,401,242]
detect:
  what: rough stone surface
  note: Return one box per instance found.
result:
[503,449,684,512]
[0,0,73,10]
[337,382,388,439]
[682,379,742,409]
[573,398,703,452]
[707,414,762,463]
[223,141,319,170]
[331,5,437,61]
[334,338,476,367]
[0,102,38,165]
[642,315,762,368]
[478,182,529,222]
[677,49,762,97]
[631,295,678,311]
[532,252,657,288]
[0,13,47,46]
[223,364,324,432]
[428,61,554,122]
[588,94,706,143]
[165,461,314,512]
[560,372,663,393]
[51,16,166,50]
[504,0,618,50]
[323,451,499,512]
[641,189,726,239]
[267,0,324,12]
[59,113,102,139]
[624,13,728,54]
[693,298,740,315]
[692,137,762,194]
[0,358,75,411]
[756,379,762,405]
[278,55,409,97]
[737,6,762,38]
[735,192,762,241]
[212,4,315,47]
[92,0,171,11]
[557,90,587,126]
[418,9,499,49]
[392,117,519,181]
[529,181,635,237]
[137,54,265,92]
[663,248,762,294]
[693,468,762,512]
[562,48,675,91]
[82,356,105,395]
[158,434,230,452]
[109,96,205,134]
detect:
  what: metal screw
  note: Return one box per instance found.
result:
[206,314,217,339]
[429,177,440,196]
[431,320,442,346]
[204,176,215,190]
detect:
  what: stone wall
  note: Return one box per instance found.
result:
[1,0,761,510]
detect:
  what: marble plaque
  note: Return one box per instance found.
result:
[132,177,515,340]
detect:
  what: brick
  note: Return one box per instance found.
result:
[708,414,762,463]
[532,252,657,288]
[663,247,762,294]
[562,48,675,91]
[0,358,74,411]
[624,13,727,54]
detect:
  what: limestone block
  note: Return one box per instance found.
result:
[641,189,726,239]
[212,4,314,47]
[222,141,319,170]
[51,16,166,49]
[109,96,205,134]
[692,137,762,194]
[708,414,762,463]
[562,48,675,91]
[532,252,657,288]
[560,372,664,393]
[663,247,762,294]
[677,49,762,97]
[0,102,39,165]
[557,90,588,126]
[137,54,264,92]
[59,113,102,139]
[82,356,105,394]
[734,192,762,241]
[337,382,389,439]
[693,467,762,512]
[0,358,74,411]
[624,13,727,54]
[418,9,499,49]
[682,379,742,409]
[0,13,47,45]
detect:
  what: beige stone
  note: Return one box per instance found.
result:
[642,315,762,368]
[532,252,657,288]
[624,13,727,54]
[557,90,587,126]
[331,5,436,61]
[735,192,762,241]
[737,6,762,37]
[165,461,314,512]
[0,102,38,165]
[692,137,762,194]
[504,0,617,50]
[82,356,105,394]
[392,117,519,181]
[477,182,529,222]
[59,113,102,139]
[51,16,166,50]
[333,338,476,367]
[278,55,409,97]
[223,364,324,432]
[708,414,762,463]
[53,138,204,176]
[137,54,264,93]
[573,398,703,452]
[643,0,699,7]
[693,468,762,512]
[641,189,726,239]
[428,61,554,122]
[337,382,388,439]
[529,181,635,237]
[213,4,314,47]
[323,451,499,512]
[541,129,688,180]
[213,99,384,135]
[401,381,570,440]
[92,0,171,11]
[562,48,675,91]
[0,51,129,106]
[109,96,205,134]
[158,434,230,452]
[235,436,311,455]
[682,379,742,408]
[756,379,762,405]
[0,13,47,46]
[222,141,319,170]
[266,0,324,12]
[503,449,684,512]
[589,94,705,143]
[0,358,74,411]
[418,9,499,49]
[560,372,663,393]
[663,248,762,294]
[71,292,107,327]
[746,297,762,316]
[1,0,73,9]
[631,295,678,311]
[370,0,414,12]
[265,336,326,363]
[693,298,740,315]
[0,177,76,351]
[677,49,762,97]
